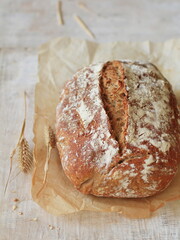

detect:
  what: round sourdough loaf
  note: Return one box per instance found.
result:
[56,60,180,198]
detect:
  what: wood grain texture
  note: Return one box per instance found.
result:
[0,0,180,239]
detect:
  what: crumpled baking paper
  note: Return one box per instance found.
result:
[32,37,180,219]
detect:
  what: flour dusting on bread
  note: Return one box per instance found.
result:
[141,155,154,182]
[56,60,180,198]
[123,62,175,154]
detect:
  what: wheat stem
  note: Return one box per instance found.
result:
[36,125,56,197]
[57,1,64,25]
[74,15,95,39]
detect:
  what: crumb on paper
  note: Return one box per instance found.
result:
[74,15,95,39]
[12,205,17,211]
[32,217,38,221]
[13,198,19,202]
[57,1,64,25]
[11,191,17,193]
[48,224,55,230]
[18,212,23,215]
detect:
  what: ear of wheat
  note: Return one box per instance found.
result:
[45,126,56,148]
[4,92,33,194]
[18,137,33,173]
[44,126,56,184]
[36,125,56,197]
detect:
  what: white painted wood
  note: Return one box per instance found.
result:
[0,0,180,239]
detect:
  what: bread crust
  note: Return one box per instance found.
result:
[56,60,180,198]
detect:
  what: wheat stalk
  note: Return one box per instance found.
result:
[4,92,33,194]
[36,125,56,197]
[74,15,95,39]
[57,1,64,25]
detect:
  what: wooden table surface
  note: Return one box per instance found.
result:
[0,0,180,239]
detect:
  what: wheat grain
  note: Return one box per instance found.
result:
[18,137,33,173]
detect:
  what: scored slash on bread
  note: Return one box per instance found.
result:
[56,60,180,198]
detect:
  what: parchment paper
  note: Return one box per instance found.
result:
[32,37,180,219]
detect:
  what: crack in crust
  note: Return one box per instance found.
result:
[100,61,128,152]
[100,61,150,172]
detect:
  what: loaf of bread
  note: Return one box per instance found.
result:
[56,60,180,198]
